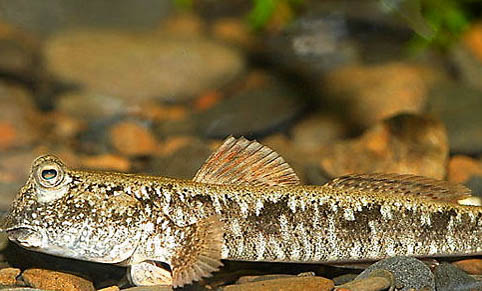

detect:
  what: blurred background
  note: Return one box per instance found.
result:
[0,0,481,289]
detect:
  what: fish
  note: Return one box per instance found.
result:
[1,136,481,287]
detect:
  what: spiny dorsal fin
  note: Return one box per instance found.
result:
[193,136,300,186]
[171,215,224,287]
[325,173,472,203]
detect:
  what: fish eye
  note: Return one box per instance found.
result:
[41,169,57,180]
[35,161,65,188]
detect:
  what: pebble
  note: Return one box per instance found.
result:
[222,276,334,291]
[447,155,482,184]
[356,256,435,291]
[453,259,482,275]
[160,12,205,37]
[46,112,87,141]
[45,29,244,102]
[97,286,120,291]
[148,138,212,179]
[0,21,41,78]
[319,113,449,179]
[57,91,127,121]
[195,76,305,139]
[323,62,433,128]
[109,121,158,156]
[427,82,482,155]
[22,268,95,291]
[211,18,254,48]
[0,268,21,286]
[463,22,482,62]
[291,114,347,151]
[434,262,482,291]
[81,154,130,172]
[0,0,172,36]
[264,9,360,75]
[332,273,358,286]
[236,274,296,284]
[0,122,17,151]
[337,271,392,291]
[132,103,187,123]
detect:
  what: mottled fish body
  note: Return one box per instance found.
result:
[1,137,480,287]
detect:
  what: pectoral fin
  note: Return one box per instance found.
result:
[193,136,300,186]
[170,215,224,287]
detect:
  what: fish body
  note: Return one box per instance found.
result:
[1,137,480,287]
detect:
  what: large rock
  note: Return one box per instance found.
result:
[194,76,305,139]
[57,91,127,121]
[0,0,173,36]
[45,29,245,102]
[319,114,449,179]
[323,62,434,128]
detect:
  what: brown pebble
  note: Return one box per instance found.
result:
[211,18,254,47]
[336,276,391,291]
[157,136,194,156]
[97,286,120,291]
[222,276,334,291]
[463,22,482,62]
[109,121,158,156]
[160,12,205,36]
[195,90,223,111]
[453,259,482,275]
[323,62,436,128]
[81,154,131,172]
[236,274,294,284]
[0,122,17,150]
[0,268,21,286]
[447,155,482,184]
[132,102,187,122]
[22,268,95,291]
[319,114,448,179]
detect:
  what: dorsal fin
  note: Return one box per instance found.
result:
[325,173,472,203]
[193,136,300,186]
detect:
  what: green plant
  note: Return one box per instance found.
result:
[247,0,304,30]
[410,0,474,51]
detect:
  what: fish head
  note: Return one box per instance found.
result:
[1,154,144,263]
[0,154,73,250]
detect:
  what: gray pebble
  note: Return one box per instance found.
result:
[434,262,482,291]
[356,256,435,291]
